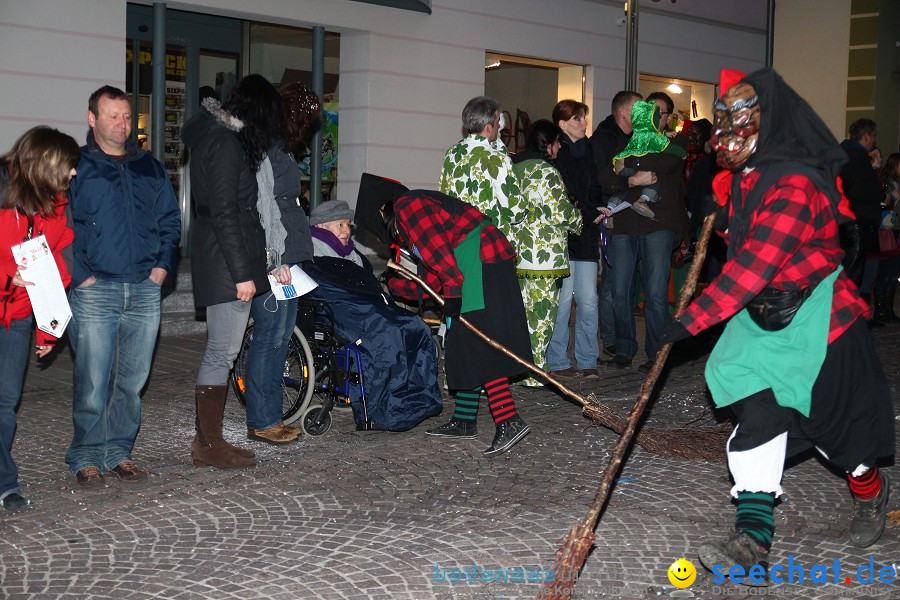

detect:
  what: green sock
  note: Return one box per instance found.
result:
[452,389,481,422]
[735,492,775,551]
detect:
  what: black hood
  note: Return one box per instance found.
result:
[742,67,847,202]
[355,172,409,244]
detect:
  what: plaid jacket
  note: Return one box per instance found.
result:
[680,169,866,344]
[387,191,515,300]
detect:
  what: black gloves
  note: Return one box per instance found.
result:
[443,297,462,320]
[658,318,691,346]
[701,193,719,217]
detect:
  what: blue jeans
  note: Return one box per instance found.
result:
[0,316,33,499]
[608,229,675,361]
[599,263,615,349]
[197,299,252,386]
[547,259,599,370]
[243,293,298,430]
[66,279,161,474]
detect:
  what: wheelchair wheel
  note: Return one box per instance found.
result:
[231,324,316,425]
[300,405,332,436]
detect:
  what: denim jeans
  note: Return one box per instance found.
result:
[243,293,298,430]
[196,299,252,386]
[66,279,161,474]
[0,316,33,499]
[608,229,675,361]
[547,259,599,370]
[599,263,615,350]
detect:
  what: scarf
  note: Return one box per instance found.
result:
[310,225,354,257]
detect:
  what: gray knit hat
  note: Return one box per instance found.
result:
[310,200,355,226]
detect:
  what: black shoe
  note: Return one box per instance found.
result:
[1,492,29,512]
[698,530,769,587]
[551,367,582,378]
[426,418,477,439]
[484,415,530,457]
[850,474,889,548]
[608,355,632,369]
[637,360,654,374]
[602,345,617,358]
[580,368,599,380]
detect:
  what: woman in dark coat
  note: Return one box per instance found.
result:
[181,74,283,469]
[356,173,532,456]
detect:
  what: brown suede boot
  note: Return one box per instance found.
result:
[192,386,256,468]
[193,386,255,459]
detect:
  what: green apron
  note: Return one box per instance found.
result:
[705,267,841,417]
[452,222,487,314]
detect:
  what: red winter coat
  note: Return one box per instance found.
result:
[1,195,74,347]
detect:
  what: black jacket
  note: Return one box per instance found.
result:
[553,135,601,261]
[590,114,632,205]
[839,139,882,222]
[182,102,268,307]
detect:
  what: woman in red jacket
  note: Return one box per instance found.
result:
[0,126,78,512]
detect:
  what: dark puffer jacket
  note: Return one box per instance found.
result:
[181,101,268,307]
[552,134,601,261]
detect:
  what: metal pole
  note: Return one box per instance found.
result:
[624,1,633,89]
[152,2,166,162]
[629,0,639,90]
[310,26,325,210]
[766,0,775,67]
[131,38,141,141]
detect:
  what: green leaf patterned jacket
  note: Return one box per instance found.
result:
[439,135,527,254]
[511,156,583,278]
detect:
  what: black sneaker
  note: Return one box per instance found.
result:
[1,492,29,512]
[608,355,632,369]
[602,345,617,358]
[698,530,769,587]
[425,418,477,439]
[850,474,890,548]
[637,360,654,374]
[484,415,530,457]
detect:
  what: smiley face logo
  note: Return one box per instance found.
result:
[667,558,696,588]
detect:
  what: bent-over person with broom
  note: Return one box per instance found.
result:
[355,173,533,456]
[658,68,894,584]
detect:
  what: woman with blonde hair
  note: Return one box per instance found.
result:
[0,126,79,511]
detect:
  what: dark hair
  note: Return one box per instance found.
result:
[88,85,129,117]
[279,82,322,151]
[646,91,674,113]
[849,118,876,141]
[1,126,80,217]
[552,100,589,126]
[525,119,561,160]
[223,74,284,171]
[611,90,641,114]
[462,96,500,135]
[198,86,219,105]
[880,152,900,183]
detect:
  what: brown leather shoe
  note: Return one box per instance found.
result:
[552,367,582,378]
[247,424,300,445]
[75,466,105,488]
[107,461,148,483]
[279,423,301,437]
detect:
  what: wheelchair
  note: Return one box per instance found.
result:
[230,298,368,437]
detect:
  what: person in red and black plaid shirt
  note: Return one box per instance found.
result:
[658,68,894,583]
[356,173,533,457]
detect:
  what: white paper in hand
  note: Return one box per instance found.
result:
[11,234,71,338]
[268,264,318,300]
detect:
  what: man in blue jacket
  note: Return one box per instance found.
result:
[65,86,181,487]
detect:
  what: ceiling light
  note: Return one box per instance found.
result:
[666,83,683,94]
[485,58,500,70]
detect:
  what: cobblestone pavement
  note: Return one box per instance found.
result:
[1,317,898,600]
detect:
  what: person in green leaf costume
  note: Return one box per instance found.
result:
[510,120,583,384]
[607,100,686,221]
[439,96,527,254]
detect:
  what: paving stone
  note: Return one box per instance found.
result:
[1,322,897,599]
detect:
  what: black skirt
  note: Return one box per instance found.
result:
[729,318,895,471]
[444,259,533,390]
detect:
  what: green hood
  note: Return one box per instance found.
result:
[613,100,685,162]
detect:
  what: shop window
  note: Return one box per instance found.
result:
[639,74,717,132]
[484,53,585,153]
